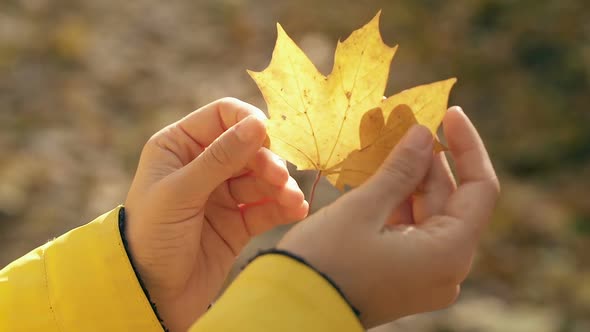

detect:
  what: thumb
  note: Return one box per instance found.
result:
[174,115,267,198]
[358,125,434,221]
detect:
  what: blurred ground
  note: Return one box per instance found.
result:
[1,0,589,331]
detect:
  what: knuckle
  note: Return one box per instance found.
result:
[145,131,162,149]
[143,130,167,154]
[144,126,179,155]
[219,96,266,120]
[382,151,419,184]
[217,97,243,116]
[146,124,174,146]
[436,269,461,286]
[437,285,461,309]
[489,176,501,196]
[205,140,233,169]
[454,261,473,284]
[434,254,472,286]
[218,96,240,106]
[452,260,473,285]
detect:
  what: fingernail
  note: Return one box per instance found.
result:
[235,116,263,142]
[402,125,432,149]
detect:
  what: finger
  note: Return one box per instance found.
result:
[248,148,289,186]
[203,198,308,253]
[442,107,500,235]
[170,115,267,199]
[425,284,461,312]
[241,199,309,236]
[412,152,456,224]
[228,175,304,206]
[356,125,434,225]
[385,198,413,226]
[175,97,267,147]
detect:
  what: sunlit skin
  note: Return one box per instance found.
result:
[125,97,309,332]
[279,107,500,328]
[124,98,498,331]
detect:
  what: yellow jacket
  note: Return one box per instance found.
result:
[0,207,363,332]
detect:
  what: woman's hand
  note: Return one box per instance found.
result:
[278,107,500,328]
[124,98,309,332]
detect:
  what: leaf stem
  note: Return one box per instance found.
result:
[309,170,322,210]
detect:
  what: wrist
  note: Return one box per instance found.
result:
[278,226,392,329]
[118,207,170,332]
[120,207,211,332]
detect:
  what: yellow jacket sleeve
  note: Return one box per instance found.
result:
[0,207,163,332]
[190,253,364,332]
[1,206,363,332]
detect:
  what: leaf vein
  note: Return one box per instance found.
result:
[269,133,318,169]
[324,44,369,168]
[286,54,321,165]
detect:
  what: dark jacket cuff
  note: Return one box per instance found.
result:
[118,207,169,332]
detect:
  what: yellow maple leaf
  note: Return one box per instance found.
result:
[328,79,456,190]
[248,12,396,172]
[249,11,455,193]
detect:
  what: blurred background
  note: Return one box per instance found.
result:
[1,0,589,331]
